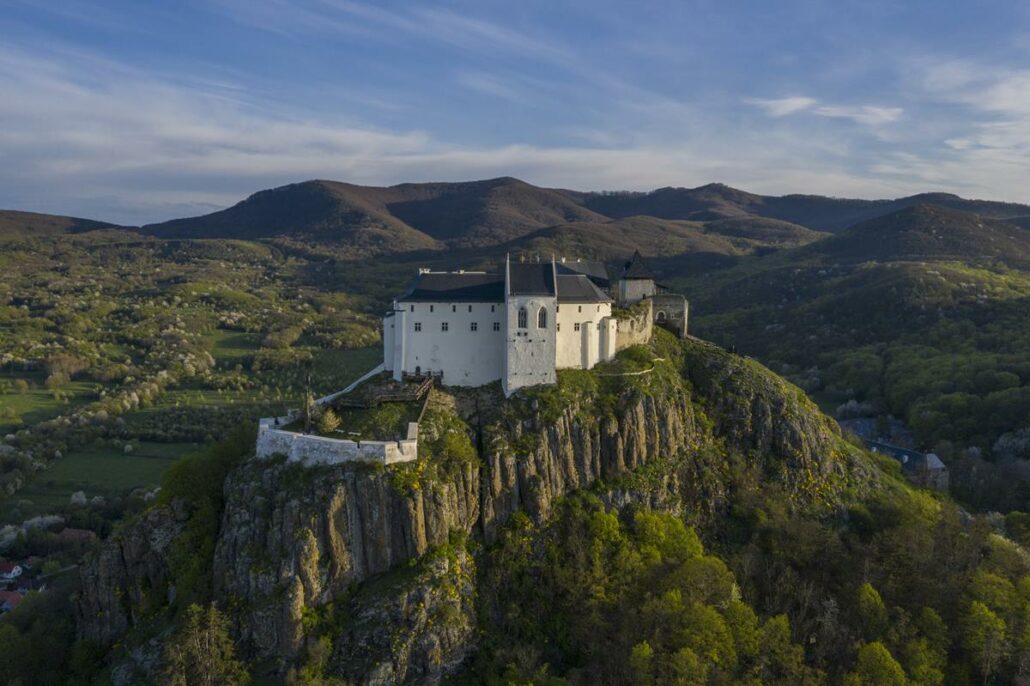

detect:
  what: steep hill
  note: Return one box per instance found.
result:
[141,180,443,254]
[0,209,124,238]
[801,203,1030,265]
[143,177,604,251]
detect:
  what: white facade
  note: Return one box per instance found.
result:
[385,301,504,387]
[384,257,618,396]
[555,301,615,369]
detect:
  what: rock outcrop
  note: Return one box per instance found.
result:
[76,501,189,646]
[77,336,856,683]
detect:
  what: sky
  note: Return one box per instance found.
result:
[3,0,1030,225]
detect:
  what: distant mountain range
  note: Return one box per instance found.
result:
[3,177,1030,263]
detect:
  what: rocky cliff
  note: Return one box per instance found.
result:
[77,333,861,683]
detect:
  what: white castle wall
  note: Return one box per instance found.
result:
[555,302,613,369]
[394,301,504,386]
[255,416,418,465]
[503,295,557,395]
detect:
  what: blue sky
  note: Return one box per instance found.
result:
[3,0,1030,224]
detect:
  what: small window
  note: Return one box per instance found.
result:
[574,323,581,332]
[557,323,561,332]
[430,305,434,313]
[410,304,414,312]
[441,322,449,332]
[452,305,456,312]
[414,322,422,332]
[491,305,495,312]
[493,322,500,331]
[556,305,560,312]
[468,305,472,312]
[471,322,478,331]
[537,307,548,329]
[578,305,582,313]
[596,305,600,312]
[518,307,528,329]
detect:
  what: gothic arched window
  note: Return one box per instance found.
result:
[517,306,528,329]
[537,307,548,329]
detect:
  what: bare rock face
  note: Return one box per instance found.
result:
[479,389,699,541]
[76,501,189,646]
[329,549,477,685]
[213,460,479,661]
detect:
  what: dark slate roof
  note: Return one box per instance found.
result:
[557,274,612,303]
[557,260,611,288]
[398,272,504,302]
[620,250,656,280]
[509,262,556,296]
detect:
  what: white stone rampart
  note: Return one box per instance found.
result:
[255,416,418,465]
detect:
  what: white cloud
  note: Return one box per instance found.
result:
[747,97,903,126]
[745,96,817,116]
[812,105,904,125]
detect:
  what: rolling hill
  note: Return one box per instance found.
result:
[0,209,125,239]
[140,178,1030,252]
[800,204,1030,265]
[580,183,1030,232]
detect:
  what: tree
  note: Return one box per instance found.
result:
[303,390,321,433]
[668,646,708,686]
[318,408,341,434]
[844,642,907,686]
[13,378,29,394]
[963,601,1007,685]
[629,641,654,686]
[163,604,249,686]
[856,582,889,641]
[901,638,945,686]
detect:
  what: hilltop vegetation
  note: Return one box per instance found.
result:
[678,206,1030,511]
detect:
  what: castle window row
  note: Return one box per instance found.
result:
[411,321,502,332]
[409,304,497,313]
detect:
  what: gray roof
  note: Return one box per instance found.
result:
[557,274,612,303]
[621,250,656,280]
[398,272,504,302]
[557,260,611,288]
[508,262,555,296]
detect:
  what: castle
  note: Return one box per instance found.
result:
[383,252,688,396]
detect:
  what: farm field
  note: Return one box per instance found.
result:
[1,440,198,519]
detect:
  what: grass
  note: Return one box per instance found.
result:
[205,329,264,364]
[0,372,96,433]
[1,441,197,518]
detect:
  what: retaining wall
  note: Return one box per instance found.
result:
[256,416,418,465]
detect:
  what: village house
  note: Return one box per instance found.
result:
[0,589,22,613]
[0,561,23,582]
